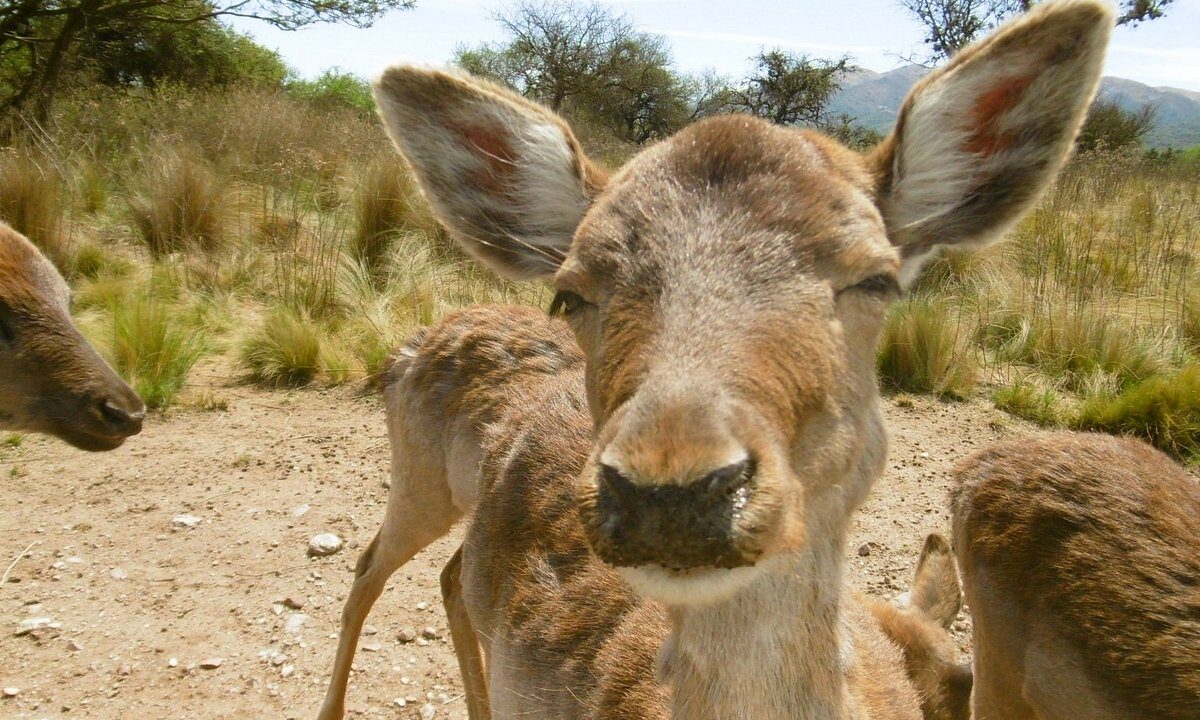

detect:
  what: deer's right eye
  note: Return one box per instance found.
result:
[0,307,15,347]
[549,290,590,317]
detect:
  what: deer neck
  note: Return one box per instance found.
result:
[660,521,854,720]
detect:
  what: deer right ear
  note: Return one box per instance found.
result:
[870,0,1112,285]
[373,67,607,280]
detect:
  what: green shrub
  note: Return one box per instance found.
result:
[112,297,205,409]
[1073,364,1200,460]
[993,378,1064,427]
[877,298,976,399]
[240,308,324,387]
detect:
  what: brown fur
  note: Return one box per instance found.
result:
[0,222,143,450]
[953,432,1200,720]
[319,3,1112,718]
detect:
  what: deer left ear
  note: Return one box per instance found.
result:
[870,0,1113,285]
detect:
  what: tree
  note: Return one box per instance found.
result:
[725,50,851,127]
[1076,99,1156,153]
[454,1,701,144]
[901,0,1175,62]
[0,0,414,122]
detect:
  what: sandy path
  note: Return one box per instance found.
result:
[0,381,1017,720]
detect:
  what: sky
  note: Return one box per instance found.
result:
[230,0,1200,92]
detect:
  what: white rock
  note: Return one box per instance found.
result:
[110,567,128,580]
[420,703,436,720]
[14,616,60,636]
[171,514,201,529]
[2,687,18,697]
[280,664,294,678]
[284,613,309,634]
[307,534,343,558]
[292,504,310,518]
[66,638,83,652]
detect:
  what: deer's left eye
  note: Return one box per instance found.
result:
[0,307,15,347]
[549,290,590,317]
[843,274,901,298]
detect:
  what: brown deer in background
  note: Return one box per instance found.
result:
[318,1,1111,717]
[953,432,1200,720]
[0,222,144,450]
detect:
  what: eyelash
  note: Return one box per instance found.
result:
[845,274,902,298]
[549,290,587,317]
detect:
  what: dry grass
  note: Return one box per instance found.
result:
[130,149,226,260]
[877,297,977,400]
[0,150,71,270]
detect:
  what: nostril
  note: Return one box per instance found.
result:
[100,399,145,433]
[701,458,755,503]
[598,463,639,508]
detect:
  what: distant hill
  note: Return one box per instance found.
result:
[829,66,1200,149]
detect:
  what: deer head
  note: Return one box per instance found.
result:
[374,0,1111,604]
[0,223,145,451]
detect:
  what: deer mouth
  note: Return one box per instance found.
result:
[617,559,777,606]
[57,426,131,452]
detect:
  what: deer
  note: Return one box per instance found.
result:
[317,1,1111,717]
[951,431,1200,720]
[0,221,145,451]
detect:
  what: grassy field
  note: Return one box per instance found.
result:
[2,85,1199,459]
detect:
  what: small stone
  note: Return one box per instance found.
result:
[118,663,132,676]
[2,687,18,698]
[281,597,305,610]
[397,629,416,643]
[292,504,310,518]
[168,658,178,668]
[171,514,201,529]
[362,624,378,636]
[361,640,382,653]
[15,616,61,637]
[394,698,407,707]
[420,626,441,640]
[420,703,436,720]
[199,658,224,669]
[280,664,294,678]
[66,638,83,652]
[307,534,343,558]
[110,567,128,580]
[857,543,872,557]
[284,613,309,634]
[415,601,429,611]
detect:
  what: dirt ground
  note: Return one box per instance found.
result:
[1,371,1026,720]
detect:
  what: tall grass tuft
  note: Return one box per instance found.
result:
[351,160,423,284]
[130,149,225,260]
[1073,364,1200,460]
[993,377,1064,427]
[877,298,977,399]
[112,297,205,409]
[0,151,70,270]
[241,308,324,387]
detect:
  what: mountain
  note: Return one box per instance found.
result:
[828,66,1200,149]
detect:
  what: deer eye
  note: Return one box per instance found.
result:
[0,307,15,347]
[844,273,902,298]
[549,290,590,317]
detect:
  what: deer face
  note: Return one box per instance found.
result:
[374,0,1111,604]
[0,224,145,451]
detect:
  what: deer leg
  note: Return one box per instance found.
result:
[317,485,459,720]
[441,545,491,719]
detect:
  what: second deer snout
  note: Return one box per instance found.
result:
[585,458,760,570]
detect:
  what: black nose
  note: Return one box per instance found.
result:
[588,458,757,569]
[100,398,146,436]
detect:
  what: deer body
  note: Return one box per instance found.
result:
[319,2,1111,718]
[0,222,144,450]
[952,432,1200,720]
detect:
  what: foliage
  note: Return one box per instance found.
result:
[1073,365,1200,460]
[0,149,69,270]
[0,0,413,122]
[130,149,225,260]
[111,295,205,409]
[287,68,374,113]
[877,297,977,399]
[241,307,324,387]
[1077,100,1156,153]
[993,377,1063,426]
[725,50,851,127]
[899,0,1176,62]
